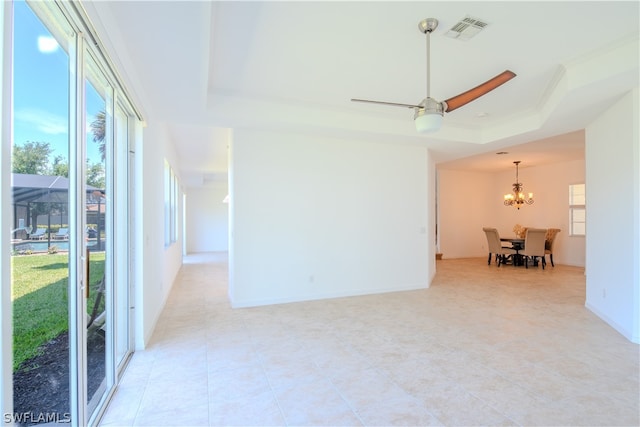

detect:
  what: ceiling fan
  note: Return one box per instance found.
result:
[351,18,516,133]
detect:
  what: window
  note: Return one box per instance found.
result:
[172,169,178,243]
[164,159,179,246]
[569,183,585,236]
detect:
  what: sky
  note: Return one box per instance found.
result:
[13,0,103,166]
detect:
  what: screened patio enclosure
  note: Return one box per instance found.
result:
[11,173,105,249]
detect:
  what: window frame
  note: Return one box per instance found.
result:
[164,159,179,246]
[569,183,585,236]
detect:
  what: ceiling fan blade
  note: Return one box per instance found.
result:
[443,70,516,113]
[351,98,421,109]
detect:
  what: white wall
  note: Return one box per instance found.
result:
[229,129,431,307]
[438,157,585,266]
[585,89,639,343]
[438,169,494,259]
[136,120,184,349]
[185,184,229,253]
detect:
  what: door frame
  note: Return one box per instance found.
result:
[1,0,15,419]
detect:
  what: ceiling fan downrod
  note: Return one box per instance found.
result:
[419,18,438,103]
[415,18,443,132]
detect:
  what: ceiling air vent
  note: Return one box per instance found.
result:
[444,16,489,41]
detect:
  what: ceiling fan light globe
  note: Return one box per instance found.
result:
[414,110,443,133]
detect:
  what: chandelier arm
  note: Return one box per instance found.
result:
[503,160,534,209]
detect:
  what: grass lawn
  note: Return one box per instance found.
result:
[11,251,106,371]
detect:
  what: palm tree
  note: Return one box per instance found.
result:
[90,110,106,161]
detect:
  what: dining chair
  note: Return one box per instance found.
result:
[545,228,561,267]
[520,228,547,269]
[482,227,517,267]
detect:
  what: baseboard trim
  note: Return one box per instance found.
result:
[230,284,428,309]
[585,302,639,344]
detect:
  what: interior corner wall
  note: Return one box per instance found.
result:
[228,129,431,307]
[585,88,639,343]
[427,154,437,283]
[437,169,494,259]
[136,120,183,349]
[185,184,229,253]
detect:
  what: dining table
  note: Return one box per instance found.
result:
[501,237,525,265]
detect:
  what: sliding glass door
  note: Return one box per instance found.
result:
[10,2,72,422]
[6,1,136,425]
[113,103,134,374]
[83,46,110,417]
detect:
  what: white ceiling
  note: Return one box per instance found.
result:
[84,1,639,183]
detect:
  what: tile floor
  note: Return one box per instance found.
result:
[99,253,639,426]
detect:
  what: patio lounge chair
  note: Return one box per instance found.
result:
[54,228,69,240]
[29,228,47,240]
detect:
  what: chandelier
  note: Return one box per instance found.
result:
[504,161,534,209]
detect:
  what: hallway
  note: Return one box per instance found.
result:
[100,254,639,426]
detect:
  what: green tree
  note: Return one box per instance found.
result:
[50,155,69,177]
[86,160,105,189]
[12,141,52,174]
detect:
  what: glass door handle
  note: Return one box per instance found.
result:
[85,248,90,299]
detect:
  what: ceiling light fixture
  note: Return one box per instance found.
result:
[414,98,443,132]
[504,161,534,209]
